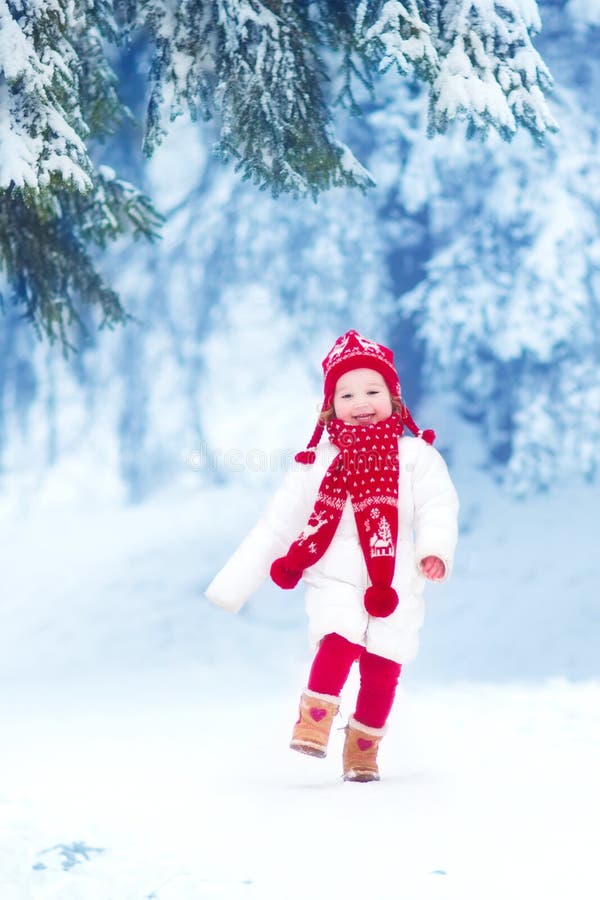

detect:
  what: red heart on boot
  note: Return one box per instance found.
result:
[310,707,327,722]
[357,738,373,751]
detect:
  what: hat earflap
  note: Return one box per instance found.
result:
[294,406,326,465]
[401,403,435,445]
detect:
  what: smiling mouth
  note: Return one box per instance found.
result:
[353,413,375,422]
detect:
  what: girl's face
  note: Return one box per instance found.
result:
[333,368,393,426]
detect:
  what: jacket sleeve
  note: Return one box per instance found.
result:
[412,441,459,580]
[204,466,314,613]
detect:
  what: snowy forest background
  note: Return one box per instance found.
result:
[1,0,599,679]
[1,0,598,511]
[1,3,600,897]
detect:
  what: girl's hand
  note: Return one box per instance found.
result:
[420,556,446,581]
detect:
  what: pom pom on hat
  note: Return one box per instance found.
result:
[420,428,436,445]
[364,585,399,618]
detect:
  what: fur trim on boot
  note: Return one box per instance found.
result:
[342,716,385,782]
[290,689,340,758]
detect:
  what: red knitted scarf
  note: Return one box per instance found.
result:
[270,413,404,617]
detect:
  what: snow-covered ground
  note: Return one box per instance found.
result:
[3,669,599,900]
[2,417,599,899]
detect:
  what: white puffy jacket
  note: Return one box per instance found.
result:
[205,436,459,664]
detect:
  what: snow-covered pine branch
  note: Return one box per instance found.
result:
[356,0,556,142]
[356,0,439,81]
[214,0,373,196]
[137,0,215,155]
[0,0,160,350]
[0,167,162,350]
[0,0,558,349]
[138,0,373,197]
[429,0,557,141]
[0,0,91,191]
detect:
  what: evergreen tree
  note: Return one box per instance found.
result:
[135,0,375,196]
[357,0,556,140]
[0,0,160,349]
[396,2,600,493]
[1,1,556,349]
[0,106,394,500]
[138,0,556,195]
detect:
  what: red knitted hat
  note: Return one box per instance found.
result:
[296,329,434,464]
[323,329,401,405]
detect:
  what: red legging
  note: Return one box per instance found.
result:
[307,632,401,729]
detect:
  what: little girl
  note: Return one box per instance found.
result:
[205,330,459,782]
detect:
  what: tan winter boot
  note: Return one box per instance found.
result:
[290,690,340,758]
[342,716,385,782]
